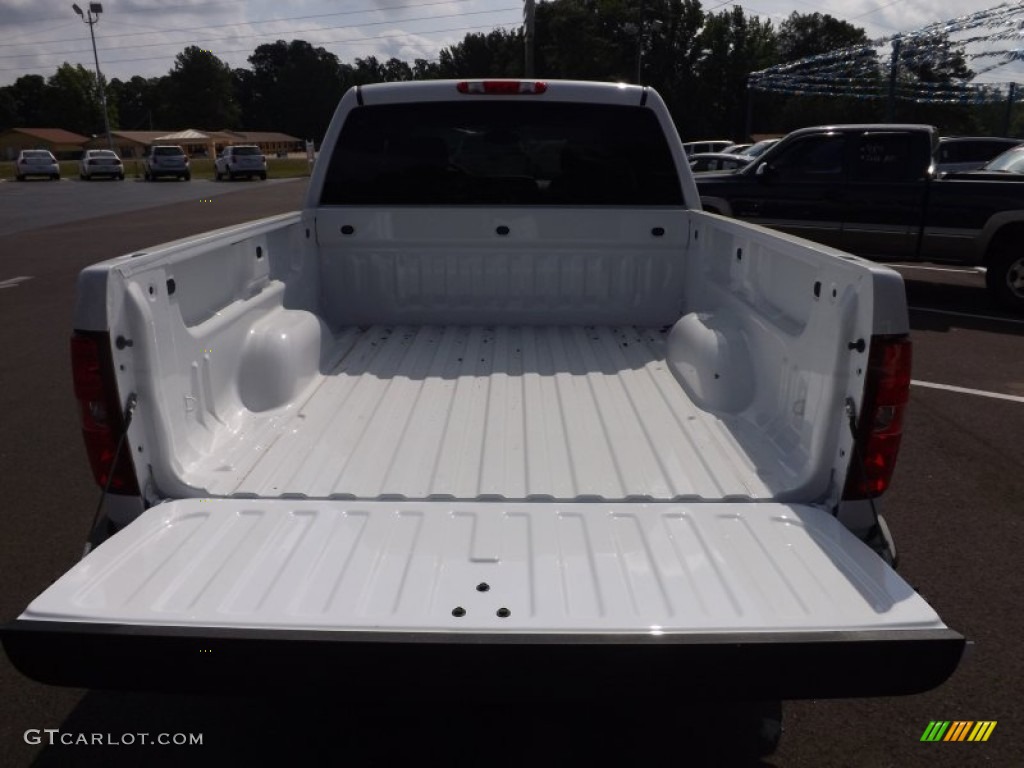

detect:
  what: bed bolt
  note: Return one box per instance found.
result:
[452,607,466,617]
[115,335,134,350]
[736,248,743,260]
[651,227,665,237]
[341,225,355,235]
[476,582,490,592]
[848,339,866,353]
[496,225,510,236]
[496,608,511,618]
[813,281,821,298]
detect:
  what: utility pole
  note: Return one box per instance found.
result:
[72,3,114,152]
[1004,82,1017,136]
[887,36,902,123]
[524,0,536,77]
[633,18,663,84]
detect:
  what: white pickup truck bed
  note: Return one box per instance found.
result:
[205,324,778,500]
[2,80,962,700]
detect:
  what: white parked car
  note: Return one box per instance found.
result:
[143,145,190,181]
[215,145,267,180]
[15,149,60,181]
[681,139,734,156]
[79,149,125,181]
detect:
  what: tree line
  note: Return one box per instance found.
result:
[1,0,1017,143]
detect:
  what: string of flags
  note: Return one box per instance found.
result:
[748,1,1024,104]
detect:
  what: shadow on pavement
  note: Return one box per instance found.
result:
[904,277,1024,336]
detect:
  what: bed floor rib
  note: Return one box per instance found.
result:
[204,325,779,501]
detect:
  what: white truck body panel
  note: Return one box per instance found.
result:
[23,499,942,634]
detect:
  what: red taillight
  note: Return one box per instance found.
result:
[71,332,139,494]
[456,80,548,95]
[844,335,912,500]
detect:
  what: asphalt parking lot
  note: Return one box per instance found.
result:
[1,181,1021,766]
[0,176,301,237]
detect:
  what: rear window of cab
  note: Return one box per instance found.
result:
[321,101,684,207]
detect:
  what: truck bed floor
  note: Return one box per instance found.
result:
[203,325,780,501]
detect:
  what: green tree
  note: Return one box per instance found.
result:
[232,68,258,129]
[8,75,49,126]
[0,87,18,131]
[247,40,345,141]
[412,58,441,79]
[776,12,867,63]
[893,33,976,130]
[108,75,160,130]
[165,46,239,128]
[46,63,116,134]
[693,7,776,139]
[438,28,524,78]
[644,0,722,134]
[533,0,628,81]
[352,56,386,83]
[382,57,414,82]
[756,12,876,133]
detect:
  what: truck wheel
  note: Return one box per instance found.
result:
[985,247,1024,312]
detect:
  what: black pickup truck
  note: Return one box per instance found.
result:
[696,124,1024,311]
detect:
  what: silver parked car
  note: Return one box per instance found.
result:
[143,145,190,181]
[79,149,125,181]
[215,145,267,181]
[935,136,1023,174]
[15,149,60,181]
[689,152,753,173]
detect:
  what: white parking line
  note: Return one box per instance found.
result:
[912,380,1024,403]
[0,275,34,289]
[893,264,983,274]
[908,306,1024,325]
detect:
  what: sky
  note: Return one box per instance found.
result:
[1,0,1022,88]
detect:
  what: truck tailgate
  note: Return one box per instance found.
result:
[3,499,962,698]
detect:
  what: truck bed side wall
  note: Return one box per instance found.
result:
[84,204,878,508]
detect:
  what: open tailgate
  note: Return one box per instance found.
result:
[2,499,962,698]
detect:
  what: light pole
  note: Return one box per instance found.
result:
[626,19,663,84]
[72,3,114,151]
